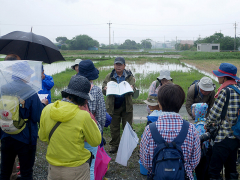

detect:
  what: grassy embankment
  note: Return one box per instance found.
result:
[60,49,179,56]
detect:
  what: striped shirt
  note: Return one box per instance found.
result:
[206,85,240,142]
[88,85,106,133]
[148,80,161,96]
[140,112,201,180]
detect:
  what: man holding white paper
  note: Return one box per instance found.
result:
[102,57,136,153]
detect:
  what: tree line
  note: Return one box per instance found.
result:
[56,33,239,51]
[175,33,240,51]
[55,35,152,50]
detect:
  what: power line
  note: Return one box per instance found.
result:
[0,22,234,27]
[113,23,233,27]
[0,23,107,26]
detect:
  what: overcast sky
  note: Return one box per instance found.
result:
[0,0,239,45]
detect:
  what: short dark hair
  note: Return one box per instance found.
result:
[61,91,86,106]
[4,54,21,61]
[158,83,185,113]
[226,76,235,81]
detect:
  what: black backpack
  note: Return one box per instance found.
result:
[149,120,189,180]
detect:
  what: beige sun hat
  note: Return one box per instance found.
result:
[157,70,172,81]
[71,59,82,70]
[144,94,158,106]
[198,77,214,91]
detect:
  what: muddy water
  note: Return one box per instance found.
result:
[44,61,97,76]
[53,61,217,97]
[53,61,190,96]
[94,62,191,93]
[64,54,182,58]
[99,62,190,78]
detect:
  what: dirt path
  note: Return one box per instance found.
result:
[181,60,240,77]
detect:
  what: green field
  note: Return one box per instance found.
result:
[51,57,221,103]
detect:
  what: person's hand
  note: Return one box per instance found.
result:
[104,86,107,91]
[41,98,48,105]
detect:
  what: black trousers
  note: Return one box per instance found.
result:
[0,137,36,180]
[208,137,239,179]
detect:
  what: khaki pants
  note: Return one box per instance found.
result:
[48,163,90,180]
[109,102,133,148]
[10,160,18,180]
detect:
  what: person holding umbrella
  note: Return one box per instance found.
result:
[0,61,48,180]
[4,54,21,61]
[2,54,22,180]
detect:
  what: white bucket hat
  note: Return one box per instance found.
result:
[157,70,172,81]
[198,77,214,91]
[71,59,82,70]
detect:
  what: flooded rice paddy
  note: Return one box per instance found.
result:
[53,61,196,97]
[64,54,182,59]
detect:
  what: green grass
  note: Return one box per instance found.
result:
[51,68,76,100]
[103,122,146,139]
[60,49,180,56]
[134,69,220,103]
[180,51,240,60]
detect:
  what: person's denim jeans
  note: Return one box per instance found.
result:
[84,142,98,180]
[0,137,36,180]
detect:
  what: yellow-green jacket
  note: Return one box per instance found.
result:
[38,100,101,167]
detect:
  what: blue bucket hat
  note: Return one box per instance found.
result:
[12,61,34,81]
[212,63,240,81]
[78,60,99,80]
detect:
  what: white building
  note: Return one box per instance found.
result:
[197,43,220,52]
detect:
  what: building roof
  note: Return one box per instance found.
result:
[180,40,194,45]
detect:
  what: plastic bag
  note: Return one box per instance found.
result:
[115,122,139,166]
[94,146,111,180]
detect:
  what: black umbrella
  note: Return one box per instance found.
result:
[0,31,65,64]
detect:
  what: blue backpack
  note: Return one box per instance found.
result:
[149,120,189,180]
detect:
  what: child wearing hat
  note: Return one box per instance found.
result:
[144,94,162,125]
[206,63,240,179]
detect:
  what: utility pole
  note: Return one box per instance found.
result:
[176,36,177,50]
[107,22,112,53]
[234,22,237,51]
[113,31,114,45]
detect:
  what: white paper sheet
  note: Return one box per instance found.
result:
[38,94,48,101]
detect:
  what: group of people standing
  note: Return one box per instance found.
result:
[0,56,136,180]
[1,55,240,180]
[140,63,240,180]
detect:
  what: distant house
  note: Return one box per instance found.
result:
[88,47,98,50]
[180,40,194,45]
[197,43,220,52]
